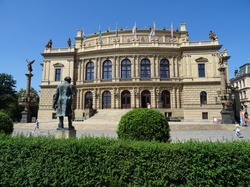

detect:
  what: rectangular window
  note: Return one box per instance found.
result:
[198,64,205,77]
[202,112,208,119]
[55,69,61,81]
[52,113,57,119]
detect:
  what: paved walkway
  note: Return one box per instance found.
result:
[13,121,250,142]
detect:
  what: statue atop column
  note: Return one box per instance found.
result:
[218,48,227,65]
[26,59,35,72]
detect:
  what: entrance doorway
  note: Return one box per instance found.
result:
[141,90,151,108]
[161,90,171,108]
[121,90,131,109]
[102,91,111,109]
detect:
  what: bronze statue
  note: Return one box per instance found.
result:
[26,59,35,72]
[53,76,76,130]
[45,39,53,48]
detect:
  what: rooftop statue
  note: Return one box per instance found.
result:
[209,31,218,41]
[67,38,71,47]
[45,39,53,48]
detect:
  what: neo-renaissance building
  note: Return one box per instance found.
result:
[38,22,230,121]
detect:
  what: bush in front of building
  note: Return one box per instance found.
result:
[0,111,13,135]
[117,108,171,142]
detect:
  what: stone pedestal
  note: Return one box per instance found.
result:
[20,110,31,123]
[221,110,234,124]
[55,129,76,139]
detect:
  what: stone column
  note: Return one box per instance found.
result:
[135,56,139,79]
[155,55,160,78]
[94,58,98,80]
[182,55,187,77]
[171,88,176,108]
[170,56,174,78]
[131,56,135,78]
[112,57,116,81]
[151,55,155,78]
[116,56,120,79]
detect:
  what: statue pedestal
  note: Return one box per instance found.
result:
[55,129,76,139]
[20,110,31,123]
[221,109,234,124]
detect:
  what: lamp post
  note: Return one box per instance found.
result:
[19,59,35,123]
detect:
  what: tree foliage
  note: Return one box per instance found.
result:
[0,73,39,121]
[0,73,17,110]
[0,111,14,134]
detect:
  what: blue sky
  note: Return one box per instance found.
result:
[1,0,249,92]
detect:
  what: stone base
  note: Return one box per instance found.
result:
[55,129,76,139]
[221,109,234,124]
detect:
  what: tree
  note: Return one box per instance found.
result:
[17,87,40,119]
[0,73,17,120]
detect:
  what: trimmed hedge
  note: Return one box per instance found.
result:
[0,134,250,186]
[117,108,171,142]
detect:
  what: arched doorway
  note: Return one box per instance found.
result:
[84,91,93,109]
[121,90,131,109]
[141,90,151,108]
[161,90,171,108]
[102,91,111,109]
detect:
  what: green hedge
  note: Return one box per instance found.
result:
[117,108,170,142]
[0,134,250,186]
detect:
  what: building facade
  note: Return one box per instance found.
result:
[38,22,229,121]
[231,63,250,113]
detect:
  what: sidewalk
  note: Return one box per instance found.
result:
[13,121,250,142]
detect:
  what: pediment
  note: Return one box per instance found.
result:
[53,63,64,67]
[195,57,208,62]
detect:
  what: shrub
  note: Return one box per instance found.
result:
[117,108,170,142]
[0,111,14,135]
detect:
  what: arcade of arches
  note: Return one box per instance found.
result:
[83,90,171,109]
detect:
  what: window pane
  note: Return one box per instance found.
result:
[103,60,112,79]
[141,59,150,78]
[160,59,170,78]
[198,64,205,77]
[121,59,131,78]
[55,69,61,81]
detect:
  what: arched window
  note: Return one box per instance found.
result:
[86,61,94,80]
[200,91,207,105]
[160,59,170,78]
[121,59,131,78]
[103,60,112,79]
[140,59,150,78]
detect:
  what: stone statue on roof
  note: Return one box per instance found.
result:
[209,31,218,41]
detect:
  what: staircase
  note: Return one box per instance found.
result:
[81,109,131,130]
